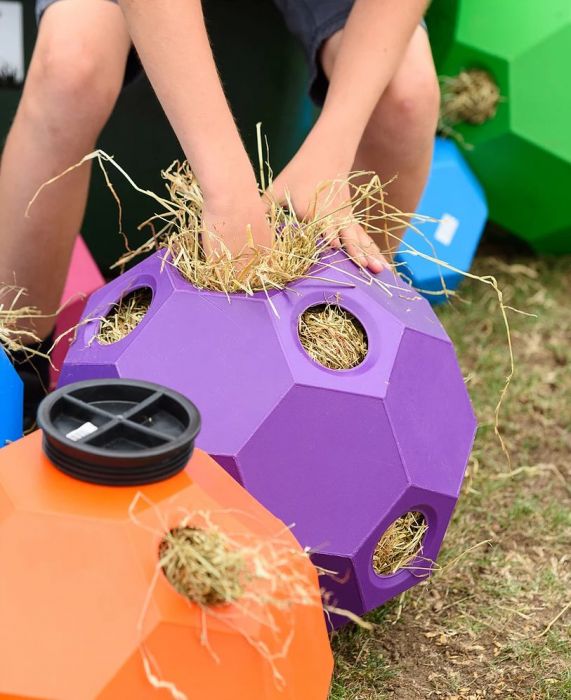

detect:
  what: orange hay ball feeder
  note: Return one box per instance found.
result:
[0,380,332,700]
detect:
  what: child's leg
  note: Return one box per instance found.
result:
[0,0,130,338]
[321,26,440,255]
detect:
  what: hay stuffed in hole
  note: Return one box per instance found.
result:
[59,156,476,626]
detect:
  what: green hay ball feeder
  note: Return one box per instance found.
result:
[427,0,571,254]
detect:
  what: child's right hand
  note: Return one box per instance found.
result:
[201,188,273,261]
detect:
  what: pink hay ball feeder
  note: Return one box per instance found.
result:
[50,237,104,388]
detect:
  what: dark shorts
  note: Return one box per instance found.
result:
[36,0,423,105]
[35,0,356,102]
[272,0,355,104]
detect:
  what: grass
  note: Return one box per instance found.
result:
[330,231,571,699]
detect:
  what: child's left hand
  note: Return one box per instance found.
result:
[267,128,389,274]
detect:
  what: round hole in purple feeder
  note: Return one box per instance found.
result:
[297,304,368,371]
[371,510,428,578]
[97,286,153,346]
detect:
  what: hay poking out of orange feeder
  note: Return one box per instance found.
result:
[0,406,334,700]
[128,494,332,697]
[159,524,247,607]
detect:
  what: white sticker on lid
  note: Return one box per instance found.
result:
[66,421,98,442]
[434,213,460,247]
[0,2,25,84]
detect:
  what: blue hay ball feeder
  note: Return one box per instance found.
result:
[396,137,488,303]
[0,347,23,447]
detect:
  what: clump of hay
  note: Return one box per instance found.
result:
[0,285,44,353]
[159,526,247,607]
[129,495,329,696]
[97,287,152,345]
[149,510,320,616]
[298,304,368,370]
[151,161,333,295]
[372,511,428,576]
[28,149,420,298]
[440,69,501,127]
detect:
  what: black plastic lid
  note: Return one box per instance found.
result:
[37,379,201,486]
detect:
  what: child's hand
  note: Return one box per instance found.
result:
[268,132,389,274]
[202,188,273,261]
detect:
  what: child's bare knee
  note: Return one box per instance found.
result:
[22,38,121,133]
[381,68,440,140]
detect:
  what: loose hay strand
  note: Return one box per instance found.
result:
[111,158,416,296]
[0,285,45,354]
[372,511,428,576]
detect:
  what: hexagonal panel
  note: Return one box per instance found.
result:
[61,253,294,458]
[355,486,458,612]
[61,249,476,621]
[385,327,476,497]
[237,384,407,556]
[428,0,571,252]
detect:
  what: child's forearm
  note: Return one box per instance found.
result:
[117,0,256,200]
[317,0,429,153]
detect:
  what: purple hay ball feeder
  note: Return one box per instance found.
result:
[60,250,477,625]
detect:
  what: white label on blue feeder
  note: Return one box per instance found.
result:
[434,213,460,247]
[0,1,24,83]
[66,421,98,442]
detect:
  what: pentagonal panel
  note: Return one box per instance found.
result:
[0,510,146,700]
[385,328,476,498]
[354,485,458,611]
